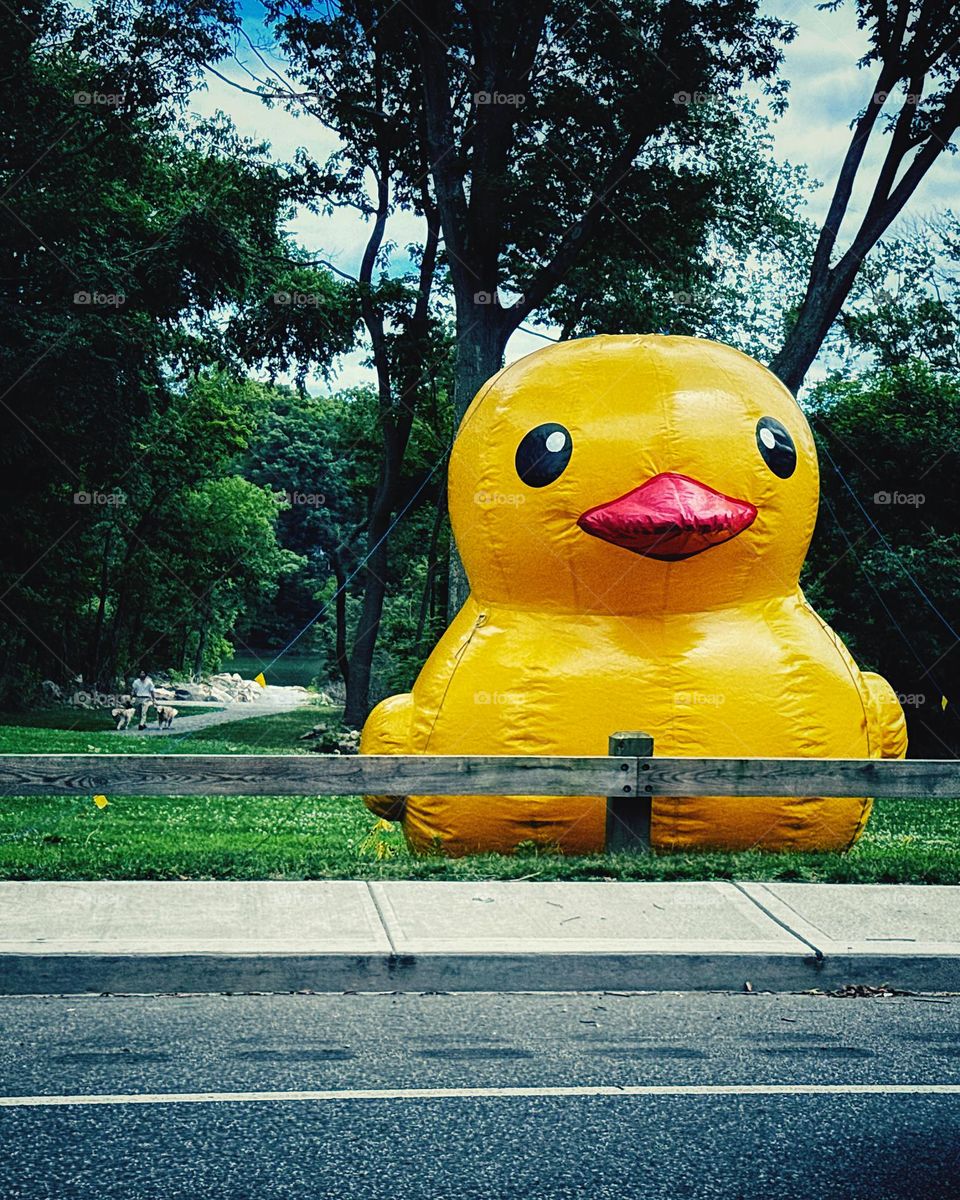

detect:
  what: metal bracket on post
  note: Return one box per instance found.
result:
[606,731,654,853]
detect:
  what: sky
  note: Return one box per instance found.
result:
[189,1,958,391]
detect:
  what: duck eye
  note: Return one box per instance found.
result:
[756,416,796,479]
[515,423,573,487]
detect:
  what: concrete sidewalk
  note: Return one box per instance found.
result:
[1,880,958,995]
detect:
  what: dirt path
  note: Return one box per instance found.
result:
[113,687,313,737]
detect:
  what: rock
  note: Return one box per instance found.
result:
[313,691,335,706]
[301,723,360,754]
[209,673,243,690]
[41,680,62,701]
[153,686,175,701]
[174,688,193,701]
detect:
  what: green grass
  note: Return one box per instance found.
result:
[0,708,957,882]
[0,704,224,735]
[196,707,334,749]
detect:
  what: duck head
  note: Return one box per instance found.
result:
[448,335,818,614]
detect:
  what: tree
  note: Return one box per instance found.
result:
[168,475,302,676]
[541,100,816,361]
[840,213,960,371]
[769,0,960,392]
[0,1,354,698]
[242,383,453,710]
[804,360,960,756]
[213,0,454,721]
[97,372,288,682]
[399,0,792,420]
[247,0,792,613]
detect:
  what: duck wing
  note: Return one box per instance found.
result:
[359,692,414,820]
[861,671,908,760]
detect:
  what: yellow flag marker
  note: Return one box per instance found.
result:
[942,696,949,712]
[254,672,266,688]
[93,795,109,809]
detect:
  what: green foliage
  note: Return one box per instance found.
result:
[841,216,960,372]
[0,3,353,698]
[805,359,960,756]
[239,383,452,703]
[230,264,360,391]
[544,102,818,356]
[269,0,797,351]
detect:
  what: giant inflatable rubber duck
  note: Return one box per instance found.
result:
[361,335,907,854]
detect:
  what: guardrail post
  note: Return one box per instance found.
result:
[606,731,654,853]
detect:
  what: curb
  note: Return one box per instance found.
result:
[3,952,959,997]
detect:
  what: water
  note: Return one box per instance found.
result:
[219,652,328,689]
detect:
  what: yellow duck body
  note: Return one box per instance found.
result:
[361,334,907,854]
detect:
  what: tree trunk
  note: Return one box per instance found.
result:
[770,228,883,394]
[769,277,848,395]
[453,311,508,423]
[448,313,508,613]
[193,622,207,678]
[330,551,350,689]
[338,169,441,725]
[343,533,389,728]
[414,481,447,659]
[89,525,113,684]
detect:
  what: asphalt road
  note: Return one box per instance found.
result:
[1,991,958,1199]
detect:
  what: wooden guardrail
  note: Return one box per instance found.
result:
[1,732,958,851]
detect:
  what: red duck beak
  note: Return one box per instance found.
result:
[577,472,757,561]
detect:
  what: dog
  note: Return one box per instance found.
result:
[111,706,135,731]
[155,705,178,730]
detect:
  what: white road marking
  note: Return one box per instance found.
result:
[2,1084,959,1108]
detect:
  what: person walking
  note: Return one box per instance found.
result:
[131,670,155,731]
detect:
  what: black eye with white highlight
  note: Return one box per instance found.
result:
[515,423,573,487]
[756,416,796,479]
